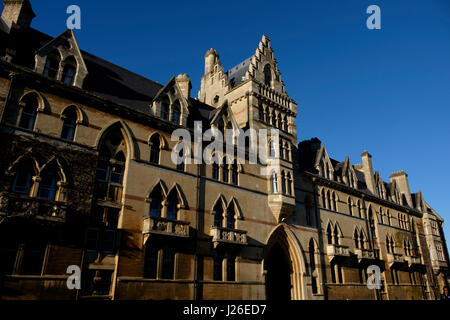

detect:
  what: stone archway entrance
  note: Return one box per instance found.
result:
[264,224,306,300]
[265,242,292,300]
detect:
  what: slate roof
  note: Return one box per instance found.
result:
[226,56,252,88]
[0,25,165,114]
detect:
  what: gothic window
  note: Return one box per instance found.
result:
[279,141,284,160]
[212,162,219,180]
[172,100,181,125]
[354,230,360,249]
[166,191,179,220]
[281,171,286,194]
[18,93,39,130]
[61,106,79,141]
[327,224,333,245]
[11,160,34,196]
[271,171,278,194]
[309,240,318,294]
[287,173,293,196]
[264,64,272,86]
[357,200,363,218]
[226,205,235,229]
[333,224,340,245]
[277,115,282,129]
[283,115,288,132]
[149,185,163,218]
[96,126,128,203]
[149,134,161,164]
[161,98,170,120]
[321,189,326,209]
[259,103,265,121]
[176,141,186,171]
[348,197,353,216]
[222,162,229,184]
[43,51,60,79]
[61,56,77,85]
[269,140,277,158]
[271,110,276,127]
[213,201,224,228]
[37,162,60,200]
[264,107,270,123]
[231,161,239,186]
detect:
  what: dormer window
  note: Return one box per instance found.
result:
[43,52,60,79]
[61,57,77,85]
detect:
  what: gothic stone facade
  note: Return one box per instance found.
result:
[0,0,448,300]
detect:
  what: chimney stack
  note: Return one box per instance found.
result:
[390,171,413,207]
[175,74,192,100]
[1,0,35,29]
[361,151,377,194]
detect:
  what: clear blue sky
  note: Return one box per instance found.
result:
[5,1,450,241]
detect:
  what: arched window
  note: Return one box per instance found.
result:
[279,141,284,160]
[149,134,161,164]
[348,197,353,216]
[357,200,363,218]
[321,189,326,209]
[259,103,265,121]
[212,162,219,180]
[172,101,181,125]
[11,159,34,196]
[333,225,340,245]
[327,224,333,245]
[43,52,60,79]
[61,107,78,141]
[277,115,282,129]
[271,110,276,127]
[269,140,276,158]
[281,171,286,194]
[149,185,163,217]
[161,98,170,120]
[271,172,278,193]
[176,141,186,172]
[213,201,224,228]
[37,162,60,200]
[387,210,392,226]
[18,94,39,130]
[61,56,77,85]
[309,239,318,294]
[227,205,235,229]
[354,230,360,249]
[326,190,331,210]
[222,161,229,183]
[287,173,293,196]
[110,152,125,185]
[264,64,272,86]
[231,161,239,186]
[166,191,179,220]
[283,115,288,132]
[264,107,270,123]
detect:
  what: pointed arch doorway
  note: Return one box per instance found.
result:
[265,242,292,300]
[264,225,305,300]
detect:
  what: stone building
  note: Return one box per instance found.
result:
[0,0,448,300]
